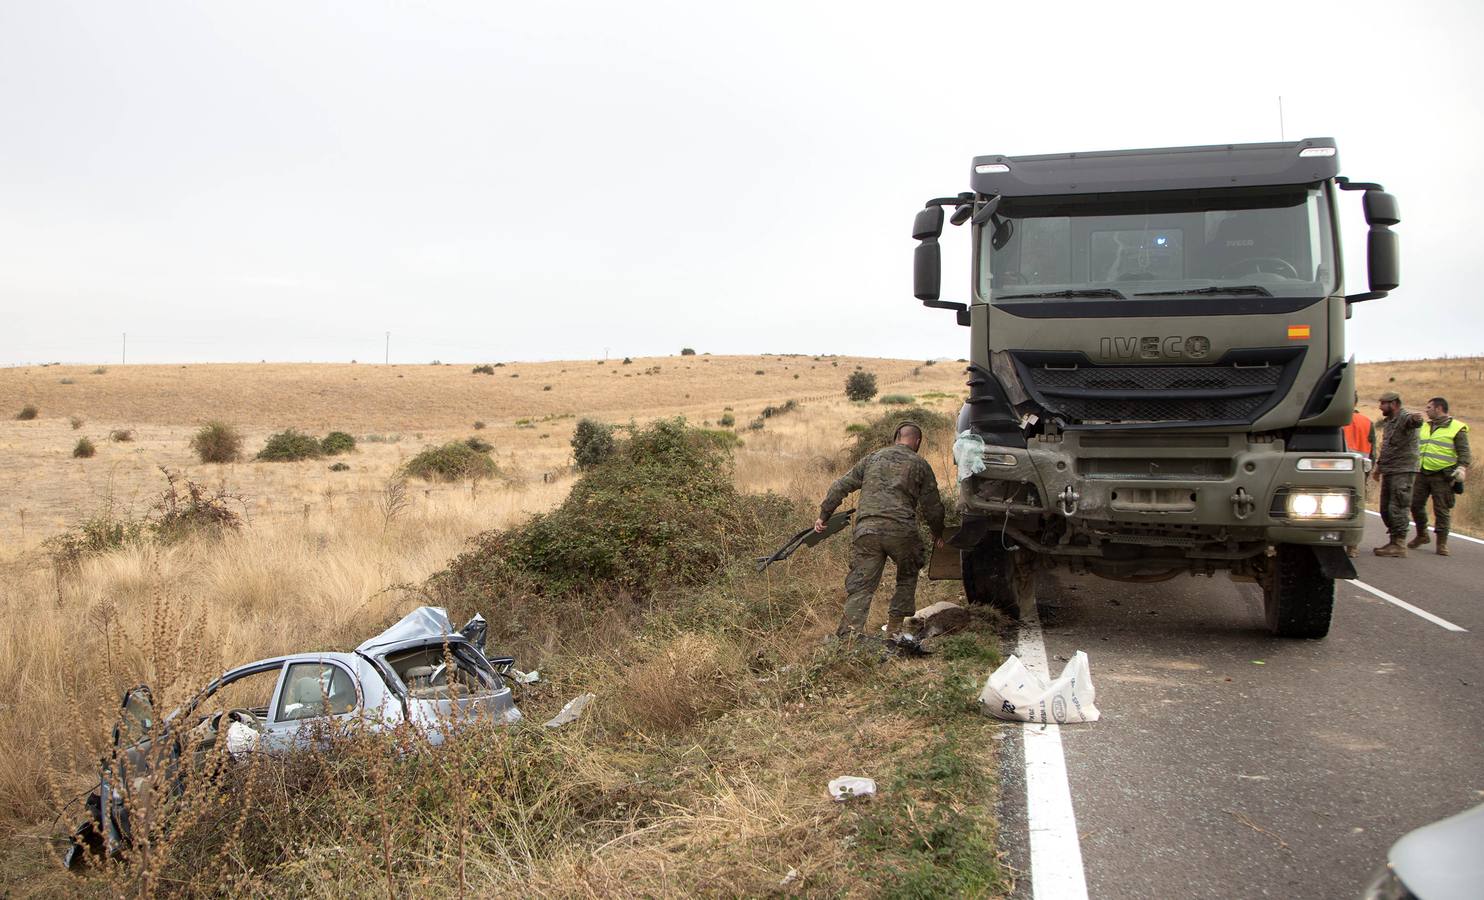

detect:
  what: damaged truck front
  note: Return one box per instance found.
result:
[914,138,1400,639]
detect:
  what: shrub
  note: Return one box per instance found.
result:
[543,384,552,391]
[622,357,633,365]
[69,416,84,430]
[472,364,495,375]
[431,418,768,599]
[16,405,38,420]
[59,378,75,385]
[320,431,357,455]
[571,418,617,470]
[404,442,498,482]
[190,421,243,463]
[754,370,765,375]
[719,412,736,427]
[44,501,147,569]
[761,399,798,419]
[110,429,135,442]
[91,366,108,375]
[329,461,350,472]
[845,369,878,402]
[463,435,494,453]
[680,347,696,355]
[72,437,96,458]
[473,420,487,430]
[880,394,914,405]
[256,429,324,462]
[846,405,954,463]
[151,468,243,544]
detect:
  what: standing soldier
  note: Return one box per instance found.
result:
[1407,396,1471,556]
[1371,391,1424,557]
[816,422,946,643]
[1341,392,1378,559]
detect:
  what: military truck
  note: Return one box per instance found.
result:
[913,138,1399,639]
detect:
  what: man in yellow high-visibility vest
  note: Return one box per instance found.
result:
[1408,396,1471,557]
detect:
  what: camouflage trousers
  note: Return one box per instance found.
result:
[837,529,924,637]
[1411,470,1456,535]
[1379,474,1414,540]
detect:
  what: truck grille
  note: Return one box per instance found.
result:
[1013,349,1302,428]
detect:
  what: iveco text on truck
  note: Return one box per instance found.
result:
[914,138,1399,638]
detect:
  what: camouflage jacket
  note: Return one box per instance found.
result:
[820,444,946,538]
[1377,408,1424,474]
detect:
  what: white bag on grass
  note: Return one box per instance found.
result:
[979,651,1100,724]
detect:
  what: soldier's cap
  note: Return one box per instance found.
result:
[1378,391,1401,403]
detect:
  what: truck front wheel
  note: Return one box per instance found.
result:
[1263,545,1334,639]
[962,544,1032,621]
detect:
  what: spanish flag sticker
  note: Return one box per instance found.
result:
[1287,325,1311,340]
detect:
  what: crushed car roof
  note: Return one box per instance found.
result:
[356,606,463,654]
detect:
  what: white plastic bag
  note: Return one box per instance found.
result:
[978,651,1099,724]
[828,776,877,801]
[952,430,987,481]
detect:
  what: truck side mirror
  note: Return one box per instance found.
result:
[914,241,942,301]
[1347,189,1400,303]
[913,206,945,301]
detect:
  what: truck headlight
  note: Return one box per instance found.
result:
[1286,492,1351,519]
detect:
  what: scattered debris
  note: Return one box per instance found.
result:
[510,669,541,684]
[779,867,800,887]
[1228,809,1290,851]
[904,600,969,638]
[828,776,877,801]
[543,692,596,729]
[979,651,1100,724]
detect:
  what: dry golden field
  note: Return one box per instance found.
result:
[0,355,964,551]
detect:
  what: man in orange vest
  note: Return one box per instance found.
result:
[1341,393,1377,558]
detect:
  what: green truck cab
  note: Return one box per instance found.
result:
[913,138,1400,639]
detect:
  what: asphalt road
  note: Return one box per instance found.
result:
[997,513,1483,899]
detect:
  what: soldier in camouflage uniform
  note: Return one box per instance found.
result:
[816,422,946,640]
[1370,391,1424,557]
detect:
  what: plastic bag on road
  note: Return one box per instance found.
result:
[978,651,1100,724]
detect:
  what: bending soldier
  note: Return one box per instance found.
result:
[817,422,946,641]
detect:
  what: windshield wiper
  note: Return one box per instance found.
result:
[997,288,1126,300]
[1135,285,1273,297]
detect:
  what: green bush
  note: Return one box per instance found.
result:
[846,405,954,463]
[404,442,498,482]
[329,462,350,472]
[463,435,494,453]
[845,369,878,402]
[320,431,357,455]
[73,437,96,458]
[431,418,769,599]
[110,429,135,442]
[473,420,487,430]
[472,364,495,375]
[681,347,696,355]
[256,429,324,462]
[761,399,798,419]
[69,416,84,430]
[719,412,736,427]
[879,394,913,405]
[571,418,616,470]
[151,469,242,544]
[16,404,38,420]
[190,421,243,463]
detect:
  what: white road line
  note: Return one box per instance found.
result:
[1348,579,1469,632]
[1017,604,1090,900]
[1364,509,1484,546]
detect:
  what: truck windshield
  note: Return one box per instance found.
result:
[981,185,1335,302]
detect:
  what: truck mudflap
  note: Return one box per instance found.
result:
[1309,545,1357,580]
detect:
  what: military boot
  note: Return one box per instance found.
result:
[1407,526,1431,549]
[1436,532,1450,556]
[1374,539,1408,558]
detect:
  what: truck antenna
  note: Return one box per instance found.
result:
[1277,96,1286,141]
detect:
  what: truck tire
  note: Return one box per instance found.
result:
[962,544,1031,620]
[1263,545,1334,639]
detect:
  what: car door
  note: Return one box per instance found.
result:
[259,658,364,752]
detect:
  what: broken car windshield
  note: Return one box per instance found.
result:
[981,185,1336,304]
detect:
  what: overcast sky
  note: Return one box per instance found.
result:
[2,0,1480,365]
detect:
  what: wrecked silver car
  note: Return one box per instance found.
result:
[65,607,522,868]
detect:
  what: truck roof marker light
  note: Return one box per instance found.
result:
[975,163,1010,174]
[1287,325,1311,340]
[1299,147,1337,158]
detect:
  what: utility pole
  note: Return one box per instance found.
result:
[122,332,126,365]
[385,331,390,365]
